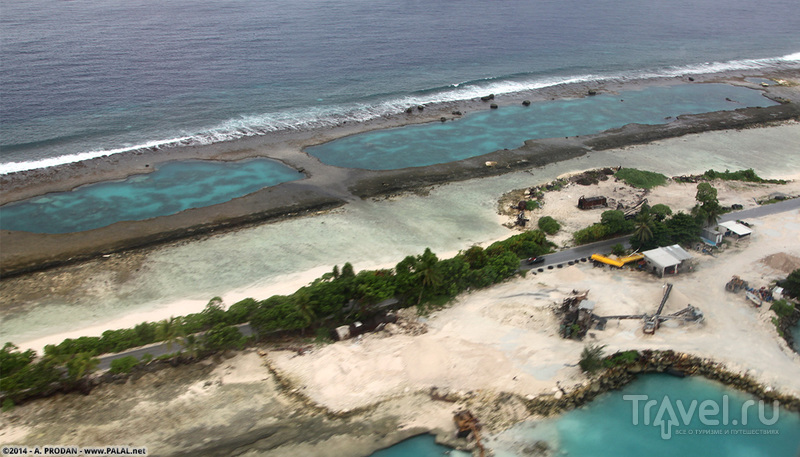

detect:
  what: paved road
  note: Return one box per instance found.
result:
[97,199,799,369]
[97,323,254,370]
[520,197,800,271]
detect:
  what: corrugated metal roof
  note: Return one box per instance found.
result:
[663,244,693,261]
[643,248,680,269]
[643,244,692,269]
[719,221,752,236]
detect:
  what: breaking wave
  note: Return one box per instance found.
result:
[2,52,798,175]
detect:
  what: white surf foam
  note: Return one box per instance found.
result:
[2,52,797,175]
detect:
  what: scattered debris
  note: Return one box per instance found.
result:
[453,410,485,457]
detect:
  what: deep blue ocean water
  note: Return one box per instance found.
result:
[1,0,799,173]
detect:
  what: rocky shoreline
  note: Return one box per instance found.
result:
[32,346,795,457]
[3,98,799,278]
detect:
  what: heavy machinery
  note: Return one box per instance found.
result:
[725,276,748,293]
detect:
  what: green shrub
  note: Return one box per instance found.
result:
[525,200,540,211]
[779,269,800,299]
[109,356,139,374]
[579,344,606,374]
[650,204,673,221]
[611,243,626,257]
[604,350,639,367]
[770,299,795,319]
[537,216,560,235]
[2,398,14,412]
[702,168,785,184]
[615,168,668,189]
[487,229,553,258]
[203,324,246,352]
[574,223,608,245]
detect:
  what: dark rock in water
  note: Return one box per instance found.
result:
[522,100,531,106]
[405,107,414,114]
[587,89,597,96]
[452,110,462,115]
[417,105,424,111]
[490,103,498,109]
[440,117,447,122]
[688,76,695,81]
[481,94,495,101]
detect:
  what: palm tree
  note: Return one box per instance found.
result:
[180,334,202,359]
[65,352,100,381]
[632,211,654,246]
[156,316,185,351]
[416,248,442,306]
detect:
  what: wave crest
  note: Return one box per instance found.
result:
[2,52,798,175]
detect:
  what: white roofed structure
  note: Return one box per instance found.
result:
[642,244,694,277]
[718,221,752,238]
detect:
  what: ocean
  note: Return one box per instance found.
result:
[2,0,799,173]
[2,2,800,456]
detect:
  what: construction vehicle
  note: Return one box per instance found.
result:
[725,276,748,293]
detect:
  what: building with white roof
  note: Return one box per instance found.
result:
[718,221,752,239]
[642,244,694,277]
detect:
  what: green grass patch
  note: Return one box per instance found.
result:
[615,168,668,189]
[703,168,785,184]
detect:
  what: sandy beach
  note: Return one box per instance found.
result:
[4,120,800,355]
[2,168,799,456]
[2,70,800,457]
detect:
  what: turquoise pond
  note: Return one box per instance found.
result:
[308,84,778,170]
[0,159,304,233]
[370,375,800,457]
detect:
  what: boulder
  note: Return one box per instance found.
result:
[522,100,531,106]
[480,94,495,101]
[490,103,498,109]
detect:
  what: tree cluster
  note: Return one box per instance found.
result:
[2,231,554,405]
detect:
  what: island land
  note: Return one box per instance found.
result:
[2,71,800,456]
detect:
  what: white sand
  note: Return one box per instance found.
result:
[6,122,800,355]
[268,209,800,413]
[519,171,800,249]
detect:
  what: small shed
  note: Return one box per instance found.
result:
[718,221,752,239]
[643,244,693,277]
[701,227,723,246]
[578,195,607,210]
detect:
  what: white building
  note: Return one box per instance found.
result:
[642,244,693,277]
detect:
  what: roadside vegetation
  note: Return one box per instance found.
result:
[769,270,800,345]
[1,230,554,406]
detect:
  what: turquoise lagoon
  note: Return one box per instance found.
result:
[371,375,800,457]
[308,84,778,170]
[0,159,303,234]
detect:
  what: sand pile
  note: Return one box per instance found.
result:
[760,252,800,273]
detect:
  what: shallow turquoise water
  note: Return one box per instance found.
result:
[373,375,800,457]
[369,435,457,457]
[0,159,303,233]
[308,84,778,170]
